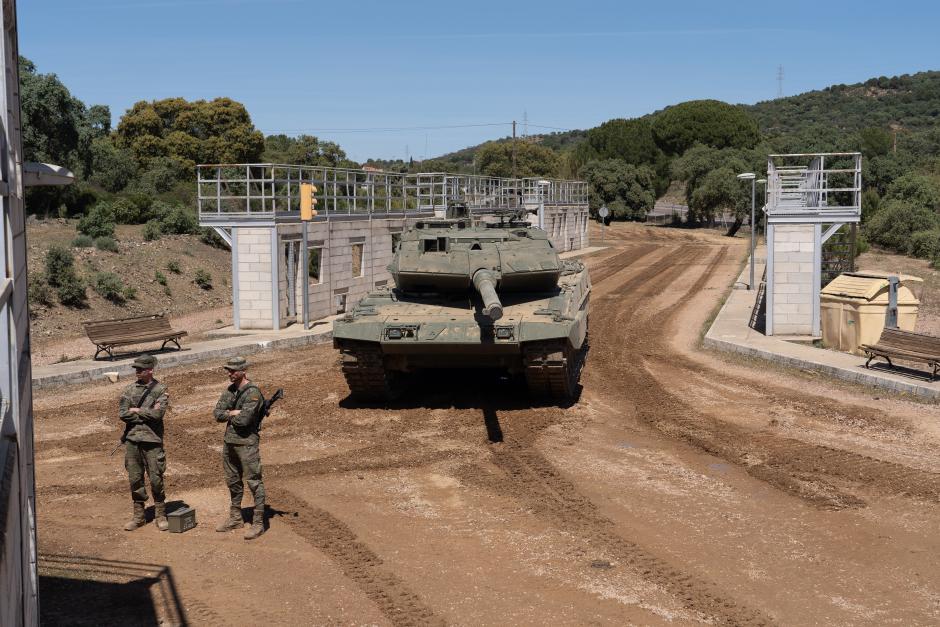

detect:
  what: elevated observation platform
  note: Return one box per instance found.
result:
[197,164,587,225]
[764,153,862,337]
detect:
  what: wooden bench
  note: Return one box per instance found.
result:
[83,314,187,361]
[861,328,940,381]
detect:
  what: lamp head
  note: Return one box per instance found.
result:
[737,172,756,180]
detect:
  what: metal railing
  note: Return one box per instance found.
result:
[766,153,861,216]
[197,164,588,221]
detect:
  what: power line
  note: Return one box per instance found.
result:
[262,122,511,134]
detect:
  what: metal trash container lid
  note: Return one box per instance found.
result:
[821,272,922,303]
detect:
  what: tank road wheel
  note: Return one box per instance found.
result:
[339,343,397,400]
[522,340,585,400]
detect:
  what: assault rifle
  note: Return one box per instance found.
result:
[262,388,284,418]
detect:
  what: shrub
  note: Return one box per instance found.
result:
[199,227,228,249]
[864,200,940,254]
[166,260,182,274]
[94,236,119,252]
[854,233,870,257]
[163,285,172,296]
[194,268,213,290]
[155,270,168,286]
[77,203,116,238]
[71,234,94,248]
[28,274,54,307]
[109,197,142,224]
[123,285,138,300]
[44,246,75,287]
[143,220,163,241]
[159,205,199,235]
[909,228,940,259]
[92,272,127,304]
[56,273,87,307]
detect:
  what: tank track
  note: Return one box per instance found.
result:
[339,343,396,399]
[522,339,585,400]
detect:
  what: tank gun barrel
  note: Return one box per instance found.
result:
[472,270,503,321]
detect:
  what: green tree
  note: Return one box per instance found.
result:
[882,172,940,210]
[19,57,110,214]
[651,100,760,155]
[579,159,656,221]
[476,141,559,178]
[688,167,750,234]
[865,200,940,253]
[574,118,664,167]
[263,134,355,167]
[858,127,892,157]
[116,97,264,174]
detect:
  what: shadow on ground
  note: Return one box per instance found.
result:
[39,553,187,626]
[338,367,582,413]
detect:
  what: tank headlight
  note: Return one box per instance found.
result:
[495,327,513,339]
[387,328,403,339]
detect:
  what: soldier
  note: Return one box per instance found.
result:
[119,354,170,531]
[213,356,266,540]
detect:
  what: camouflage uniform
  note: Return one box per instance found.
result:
[213,359,266,538]
[119,354,170,531]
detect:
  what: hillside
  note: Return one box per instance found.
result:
[27,220,233,364]
[750,71,940,135]
[426,69,940,168]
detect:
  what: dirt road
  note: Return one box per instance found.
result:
[34,223,940,625]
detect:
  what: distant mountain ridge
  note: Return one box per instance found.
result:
[426,69,940,168]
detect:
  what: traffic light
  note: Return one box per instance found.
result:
[300,183,318,220]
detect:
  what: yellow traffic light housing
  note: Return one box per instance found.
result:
[300,183,318,220]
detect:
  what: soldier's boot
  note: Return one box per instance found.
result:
[243,506,265,541]
[154,502,169,532]
[123,502,146,531]
[216,506,243,532]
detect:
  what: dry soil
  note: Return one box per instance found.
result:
[34,222,940,626]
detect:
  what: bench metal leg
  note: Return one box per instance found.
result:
[160,338,182,352]
[93,344,114,361]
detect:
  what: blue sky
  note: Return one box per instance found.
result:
[19,0,940,162]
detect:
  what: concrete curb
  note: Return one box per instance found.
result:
[702,333,939,400]
[32,329,333,390]
[703,251,940,401]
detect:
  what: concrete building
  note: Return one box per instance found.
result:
[199,165,590,330]
[764,153,862,336]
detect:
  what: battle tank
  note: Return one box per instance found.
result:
[332,208,590,400]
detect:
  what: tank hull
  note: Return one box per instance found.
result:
[333,263,590,400]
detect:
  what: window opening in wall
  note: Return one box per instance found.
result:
[308,247,322,284]
[335,293,347,314]
[351,243,364,277]
[391,232,402,253]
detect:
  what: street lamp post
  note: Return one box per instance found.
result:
[737,172,756,290]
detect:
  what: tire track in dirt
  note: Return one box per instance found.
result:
[471,443,772,626]
[593,244,866,509]
[444,246,774,625]
[629,246,940,505]
[594,241,940,509]
[277,489,444,627]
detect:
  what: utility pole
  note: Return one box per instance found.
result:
[512,120,517,180]
[777,65,784,98]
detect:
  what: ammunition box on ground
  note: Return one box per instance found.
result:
[167,506,196,533]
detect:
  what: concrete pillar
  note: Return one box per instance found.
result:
[769,224,816,336]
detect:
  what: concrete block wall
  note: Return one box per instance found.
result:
[771,224,816,335]
[235,227,277,329]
